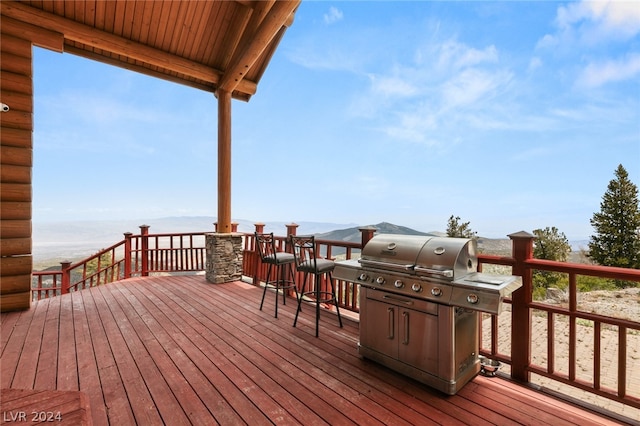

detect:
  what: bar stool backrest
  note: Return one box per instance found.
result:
[289,235,319,273]
[255,232,278,263]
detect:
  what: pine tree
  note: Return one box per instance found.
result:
[532,227,571,296]
[446,215,476,239]
[588,164,640,272]
[533,227,571,262]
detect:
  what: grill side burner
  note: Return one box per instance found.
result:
[333,234,522,395]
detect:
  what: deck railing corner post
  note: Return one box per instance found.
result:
[508,230,535,383]
[140,225,150,277]
[359,226,377,249]
[60,260,72,295]
[285,223,298,251]
[285,223,298,238]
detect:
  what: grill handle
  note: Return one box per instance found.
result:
[387,307,394,340]
[359,259,414,272]
[414,266,453,278]
[402,311,409,345]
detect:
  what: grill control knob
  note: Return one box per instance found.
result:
[467,294,479,304]
[431,287,442,297]
[394,280,404,289]
[375,276,385,285]
[411,283,422,293]
[358,273,369,281]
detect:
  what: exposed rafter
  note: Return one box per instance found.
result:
[217,1,298,94]
[0,0,299,100]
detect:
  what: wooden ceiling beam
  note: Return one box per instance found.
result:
[0,15,63,53]
[64,44,218,94]
[0,0,258,98]
[217,0,299,94]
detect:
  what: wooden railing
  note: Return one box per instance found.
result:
[31,224,640,413]
[478,232,640,412]
[32,226,207,299]
[240,223,372,313]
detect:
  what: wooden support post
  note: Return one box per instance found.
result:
[509,231,534,383]
[140,225,150,277]
[217,89,232,233]
[285,223,298,237]
[123,232,132,279]
[60,261,71,295]
[359,226,377,249]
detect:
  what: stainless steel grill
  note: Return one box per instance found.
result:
[333,234,522,395]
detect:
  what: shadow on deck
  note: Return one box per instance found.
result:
[0,276,629,425]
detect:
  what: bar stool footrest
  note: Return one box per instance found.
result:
[300,291,338,304]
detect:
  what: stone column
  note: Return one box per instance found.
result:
[206,232,243,284]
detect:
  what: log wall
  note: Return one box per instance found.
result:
[1,20,34,312]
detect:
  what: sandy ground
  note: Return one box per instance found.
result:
[481,289,640,422]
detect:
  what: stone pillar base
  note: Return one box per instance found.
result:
[205,233,243,284]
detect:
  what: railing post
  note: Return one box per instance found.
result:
[123,232,133,279]
[285,223,298,238]
[285,223,299,253]
[60,260,71,295]
[509,231,534,383]
[231,222,238,232]
[254,223,265,234]
[140,225,150,277]
[359,226,377,249]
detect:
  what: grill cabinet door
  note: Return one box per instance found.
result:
[361,287,439,376]
[398,306,439,375]
[360,296,398,359]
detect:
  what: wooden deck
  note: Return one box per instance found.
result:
[1,275,629,425]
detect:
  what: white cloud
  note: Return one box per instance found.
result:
[563,1,640,37]
[528,57,543,72]
[546,0,640,45]
[369,74,418,97]
[323,6,343,25]
[577,53,640,87]
[434,40,499,73]
[347,36,515,145]
[441,68,511,109]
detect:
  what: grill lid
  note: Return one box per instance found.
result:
[359,234,477,281]
[415,237,477,280]
[359,234,431,273]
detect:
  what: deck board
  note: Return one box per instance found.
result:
[0,275,630,426]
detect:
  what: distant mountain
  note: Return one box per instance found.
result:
[314,222,514,256]
[316,221,435,244]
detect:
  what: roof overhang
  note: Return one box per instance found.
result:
[0,0,300,101]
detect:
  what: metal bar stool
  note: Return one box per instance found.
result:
[255,232,298,318]
[290,235,343,337]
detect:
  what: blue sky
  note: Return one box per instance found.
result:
[33,1,639,240]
